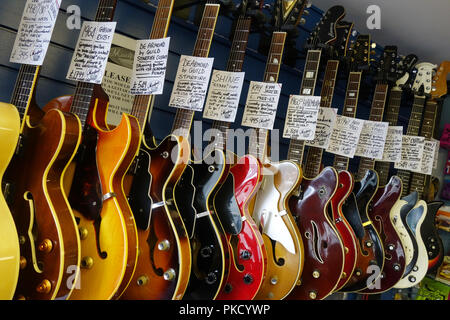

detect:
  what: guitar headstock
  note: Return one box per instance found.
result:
[347,34,371,72]
[411,62,437,97]
[307,5,346,49]
[431,61,450,100]
[393,54,418,90]
[373,45,398,84]
[331,20,354,60]
[272,0,309,31]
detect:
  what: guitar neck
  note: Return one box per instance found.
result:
[171,3,219,139]
[303,59,340,178]
[130,0,174,133]
[355,82,389,180]
[10,64,40,130]
[210,17,251,153]
[375,87,403,185]
[409,99,440,199]
[332,71,362,171]
[286,49,322,165]
[396,94,427,196]
[69,0,118,128]
[249,31,286,162]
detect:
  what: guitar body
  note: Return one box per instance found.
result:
[0,103,21,300]
[330,170,358,291]
[176,150,228,300]
[122,134,192,300]
[359,176,406,293]
[342,170,384,292]
[395,200,428,288]
[422,201,444,272]
[215,154,266,300]
[4,108,81,300]
[287,167,343,300]
[252,160,303,300]
[45,90,140,300]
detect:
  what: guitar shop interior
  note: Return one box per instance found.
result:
[0,0,449,303]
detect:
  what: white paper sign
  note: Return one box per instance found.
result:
[381,126,403,162]
[283,95,321,141]
[432,138,440,169]
[394,135,425,172]
[305,108,338,149]
[66,21,117,84]
[130,37,170,95]
[241,81,282,130]
[413,139,439,175]
[354,120,389,159]
[326,115,365,158]
[10,0,62,65]
[169,55,214,111]
[203,70,245,122]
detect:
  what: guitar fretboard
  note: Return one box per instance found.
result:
[10,64,40,125]
[355,83,389,180]
[333,71,362,171]
[286,49,321,165]
[396,94,427,196]
[69,0,118,128]
[208,17,251,154]
[303,59,339,178]
[130,0,174,133]
[375,88,403,185]
[248,32,286,162]
[171,4,220,138]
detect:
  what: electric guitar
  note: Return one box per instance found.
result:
[204,2,268,300]
[356,46,409,294]
[3,9,81,299]
[44,0,141,300]
[0,103,21,300]
[245,30,304,301]
[167,4,227,300]
[119,0,192,301]
[302,20,359,292]
[285,5,347,300]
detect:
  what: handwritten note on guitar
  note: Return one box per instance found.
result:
[10,0,62,65]
[354,120,389,159]
[394,135,425,172]
[130,37,170,95]
[241,81,282,130]
[169,55,214,111]
[283,95,321,141]
[66,21,117,84]
[381,126,403,162]
[203,70,245,122]
[415,139,439,175]
[326,115,365,158]
[305,108,338,149]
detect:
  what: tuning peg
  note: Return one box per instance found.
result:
[306,1,312,8]
[371,50,377,55]
[303,10,310,16]
[299,18,307,25]
[371,43,377,49]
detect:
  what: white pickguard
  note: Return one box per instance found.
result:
[252,162,299,254]
[394,200,428,289]
[390,199,415,269]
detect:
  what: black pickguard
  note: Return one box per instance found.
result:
[176,150,227,300]
[403,202,426,279]
[422,201,444,273]
[213,171,242,235]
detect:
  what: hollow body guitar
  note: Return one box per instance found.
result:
[0,103,21,300]
[215,152,267,300]
[4,101,81,300]
[175,150,228,300]
[359,176,406,294]
[122,133,191,300]
[44,86,141,300]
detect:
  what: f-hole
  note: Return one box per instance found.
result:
[93,216,107,259]
[270,238,285,266]
[24,191,44,273]
[230,235,245,272]
[311,221,324,264]
[147,219,164,277]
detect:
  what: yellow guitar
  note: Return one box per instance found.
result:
[0,102,21,300]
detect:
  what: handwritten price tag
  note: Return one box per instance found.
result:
[130,37,170,95]
[203,70,245,122]
[66,21,117,84]
[10,0,62,66]
[394,135,425,171]
[381,126,403,162]
[326,115,365,158]
[283,95,321,141]
[241,81,282,130]
[169,55,214,112]
[305,108,338,149]
[354,120,389,159]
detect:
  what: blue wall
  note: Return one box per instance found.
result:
[0,0,412,172]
